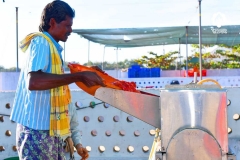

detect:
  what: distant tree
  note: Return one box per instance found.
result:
[134,51,179,70]
[62,59,137,71]
[85,59,137,70]
[0,65,5,72]
[188,44,240,69]
[0,66,21,72]
[184,51,220,69]
[191,44,215,49]
[215,48,240,69]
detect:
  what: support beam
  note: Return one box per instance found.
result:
[16,7,19,72]
[198,0,203,80]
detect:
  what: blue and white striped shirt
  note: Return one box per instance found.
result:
[10,32,65,130]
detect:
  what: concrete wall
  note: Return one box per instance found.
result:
[1,88,240,159]
[0,72,20,91]
[0,90,158,160]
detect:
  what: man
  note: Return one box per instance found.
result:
[10,0,103,159]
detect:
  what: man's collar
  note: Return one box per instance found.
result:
[43,32,63,52]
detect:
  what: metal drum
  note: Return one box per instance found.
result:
[160,85,228,160]
[167,129,222,160]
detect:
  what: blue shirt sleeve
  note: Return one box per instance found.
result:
[69,103,82,146]
[26,36,50,73]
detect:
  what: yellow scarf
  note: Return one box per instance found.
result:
[19,32,71,137]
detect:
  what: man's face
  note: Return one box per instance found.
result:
[49,15,73,42]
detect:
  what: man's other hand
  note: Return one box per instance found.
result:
[76,144,89,160]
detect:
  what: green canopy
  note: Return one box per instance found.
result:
[73,25,240,48]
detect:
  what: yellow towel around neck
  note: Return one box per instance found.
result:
[19,32,71,137]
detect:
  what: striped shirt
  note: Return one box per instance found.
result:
[10,32,65,130]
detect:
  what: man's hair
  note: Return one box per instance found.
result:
[39,0,75,32]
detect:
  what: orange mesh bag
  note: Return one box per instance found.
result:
[68,63,140,96]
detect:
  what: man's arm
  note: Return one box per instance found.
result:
[69,104,89,159]
[69,104,81,146]
[28,70,105,90]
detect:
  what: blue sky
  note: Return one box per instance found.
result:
[0,0,239,68]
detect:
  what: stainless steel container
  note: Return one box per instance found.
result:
[160,85,228,160]
[95,84,230,160]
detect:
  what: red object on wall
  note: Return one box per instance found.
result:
[186,69,207,77]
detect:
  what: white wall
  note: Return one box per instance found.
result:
[1,69,240,91]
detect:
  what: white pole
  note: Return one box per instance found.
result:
[186,26,188,77]
[102,46,106,70]
[16,7,19,72]
[88,40,90,66]
[179,38,181,70]
[116,47,119,78]
[198,0,203,80]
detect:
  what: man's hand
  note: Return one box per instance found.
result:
[76,144,89,160]
[76,71,106,87]
[90,66,105,74]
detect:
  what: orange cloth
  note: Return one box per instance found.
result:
[68,63,139,96]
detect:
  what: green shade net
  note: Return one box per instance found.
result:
[73,25,240,48]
